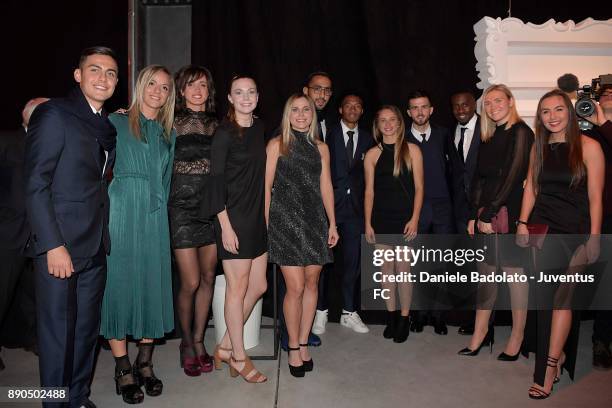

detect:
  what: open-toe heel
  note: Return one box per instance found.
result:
[179,343,201,377]
[114,368,144,404]
[230,354,268,383]
[529,355,558,400]
[194,341,213,373]
[213,345,232,372]
[133,361,163,397]
[299,343,313,372]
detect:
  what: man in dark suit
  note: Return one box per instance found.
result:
[406,90,453,335]
[314,93,374,334]
[24,46,118,408]
[447,91,481,336]
[0,98,48,371]
[303,71,333,142]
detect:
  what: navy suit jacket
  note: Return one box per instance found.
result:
[24,87,116,258]
[447,116,481,226]
[326,121,374,223]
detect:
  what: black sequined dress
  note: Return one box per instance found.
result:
[168,110,218,249]
[268,131,333,266]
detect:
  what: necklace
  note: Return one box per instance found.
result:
[548,142,564,151]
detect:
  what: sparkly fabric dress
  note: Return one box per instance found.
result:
[268,131,332,266]
[168,110,218,249]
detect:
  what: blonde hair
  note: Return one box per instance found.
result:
[372,105,411,176]
[279,93,319,156]
[128,65,175,142]
[480,84,520,142]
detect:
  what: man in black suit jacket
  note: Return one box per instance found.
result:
[447,91,481,336]
[448,91,481,234]
[302,71,333,142]
[24,47,118,408]
[315,93,374,334]
[0,98,48,371]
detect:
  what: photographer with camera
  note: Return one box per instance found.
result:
[583,83,612,370]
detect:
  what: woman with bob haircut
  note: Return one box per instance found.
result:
[265,93,338,377]
[101,64,176,404]
[169,65,219,377]
[459,84,534,361]
[363,105,424,343]
[516,88,603,399]
[203,75,268,383]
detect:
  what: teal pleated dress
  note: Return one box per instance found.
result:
[101,113,176,340]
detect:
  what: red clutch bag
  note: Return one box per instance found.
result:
[478,206,509,234]
[527,223,549,250]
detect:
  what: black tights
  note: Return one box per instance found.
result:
[174,244,217,354]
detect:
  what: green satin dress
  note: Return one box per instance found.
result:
[101,113,175,340]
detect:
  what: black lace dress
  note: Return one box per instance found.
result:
[168,110,218,249]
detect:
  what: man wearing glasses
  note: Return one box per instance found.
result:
[303,71,333,142]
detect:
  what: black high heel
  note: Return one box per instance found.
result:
[497,341,525,361]
[133,361,163,397]
[114,368,144,404]
[299,343,313,372]
[393,315,410,343]
[458,326,495,356]
[383,311,399,339]
[287,346,305,377]
[529,356,558,399]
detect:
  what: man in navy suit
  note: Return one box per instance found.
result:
[448,90,481,336]
[405,90,453,335]
[24,46,118,408]
[313,93,374,334]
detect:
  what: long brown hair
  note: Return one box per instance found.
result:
[226,74,257,136]
[279,94,319,156]
[480,84,521,142]
[174,64,216,114]
[372,105,411,176]
[127,65,175,142]
[532,88,584,192]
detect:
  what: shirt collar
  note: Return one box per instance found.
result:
[340,119,358,136]
[458,114,477,131]
[411,123,431,141]
[88,102,102,116]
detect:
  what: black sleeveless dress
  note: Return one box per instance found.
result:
[372,142,415,244]
[268,131,332,266]
[526,142,590,386]
[168,110,218,249]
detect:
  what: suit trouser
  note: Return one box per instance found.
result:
[0,249,27,332]
[416,198,454,323]
[34,246,106,408]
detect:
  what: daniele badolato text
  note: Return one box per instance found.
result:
[370,246,595,284]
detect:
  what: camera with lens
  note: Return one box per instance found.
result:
[576,74,612,130]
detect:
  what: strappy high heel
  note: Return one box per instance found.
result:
[554,353,566,384]
[529,356,558,400]
[229,354,267,383]
[288,346,305,378]
[458,325,495,356]
[213,345,232,371]
[194,341,213,373]
[299,343,313,372]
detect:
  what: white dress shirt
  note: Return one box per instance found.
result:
[88,103,108,175]
[454,114,477,162]
[341,119,359,157]
[410,123,431,143]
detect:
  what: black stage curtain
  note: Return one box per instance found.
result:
[2,0,128,129]
[192,0,610,131]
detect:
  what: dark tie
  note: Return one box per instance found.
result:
[420,133,427,143]
[458,127,467,163]
[346,130,355,167]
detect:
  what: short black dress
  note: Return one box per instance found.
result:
[202,119,267,260]
[268,131,332,266]
[470,121,534,265]
[372,142,416,244]
[168,110,218,249]
[525,142,590,387]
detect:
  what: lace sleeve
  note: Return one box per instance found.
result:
[479,123,534,222]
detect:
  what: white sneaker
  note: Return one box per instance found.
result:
[312,309,328,334]
[340,310,370,333]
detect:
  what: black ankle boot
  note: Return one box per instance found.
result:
[393,315,410,343]
[383,311,400,339]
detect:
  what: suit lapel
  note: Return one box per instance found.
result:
[464,118,481,166]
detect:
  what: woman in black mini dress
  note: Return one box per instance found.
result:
[168,65,218,376]
[364,105,424,343]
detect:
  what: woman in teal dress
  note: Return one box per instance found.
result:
[100,65,176,405]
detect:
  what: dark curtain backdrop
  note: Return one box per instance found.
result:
[192,0,610,132]
[2,0,128,129]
